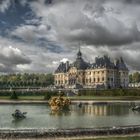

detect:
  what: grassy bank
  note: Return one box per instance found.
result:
[0,96,44,100]
[0,88,140,101]
[78,88,140,96]
[69,96,140,100]
[0,95,140,101]
[76,136,140,140]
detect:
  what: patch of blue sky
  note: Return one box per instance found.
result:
[0,1,39,37]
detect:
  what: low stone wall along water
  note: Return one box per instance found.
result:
[0,125,140,139]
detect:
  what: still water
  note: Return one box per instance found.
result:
[0,102,140,129]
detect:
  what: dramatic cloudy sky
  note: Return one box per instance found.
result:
[0,0,140,73]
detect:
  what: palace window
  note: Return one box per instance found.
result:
[102,77,104,81]
[89,78,91,83]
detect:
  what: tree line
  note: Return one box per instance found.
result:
[0,72,139,88]
[129,72,140,83]
[0,73,54,88]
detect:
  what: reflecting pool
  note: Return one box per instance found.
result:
[0,102,140,129]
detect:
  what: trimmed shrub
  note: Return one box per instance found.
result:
[78,88,140,96]
[44,91,58,100]
[44,93,51,100]
[10,91,18,100]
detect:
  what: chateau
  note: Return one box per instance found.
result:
[54,48,129,89]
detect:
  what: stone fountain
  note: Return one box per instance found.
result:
[48,94,71,112]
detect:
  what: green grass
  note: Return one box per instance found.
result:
[18,96,44,100]
[69,96,140,100]
[76,136,140,140]
[0,95,140,101]
[0,96,44,100]
[0,96,10,99]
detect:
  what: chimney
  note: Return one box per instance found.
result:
[65,61,69,71]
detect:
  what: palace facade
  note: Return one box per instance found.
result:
[54,49,129,89]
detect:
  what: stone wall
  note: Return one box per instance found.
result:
[0,125,140,139]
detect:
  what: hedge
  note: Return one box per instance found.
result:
[0,90,58,96]
[78,89,140,96]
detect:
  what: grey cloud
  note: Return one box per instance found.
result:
[11,24,55,44]
[29,0,140,47]
[124,0,140,4]
[0,44,31,72]
[0,0,11,13]
[80,45,140,71]
[0,37,73,73]
[2,0,140,73]
[9,0,140,72]
[66,23,140,46]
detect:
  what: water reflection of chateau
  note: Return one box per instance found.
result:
[71,104,129,116]
[54,48,129,89]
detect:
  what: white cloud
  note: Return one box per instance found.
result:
[0,0,11,13]
[26,0,140,72]
[28,0,140,46]
[0,43,31,72]
[1,0,140,73]
[60,58,69,63]
[11,24,57,43]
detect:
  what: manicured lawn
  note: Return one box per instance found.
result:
[0,95,140,101]
[69,96,140,100]
[19,96,44,100]
[0,96,44,100]
[0,96,10,99]
[76,136,140,140]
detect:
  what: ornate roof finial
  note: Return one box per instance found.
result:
[79,42,81,52]
[77,43,82,58]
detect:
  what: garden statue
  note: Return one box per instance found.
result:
[49,94,71,112]
[12,109,27,120]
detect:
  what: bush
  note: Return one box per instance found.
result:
[10,91,18,100]
[44,91,58,100]
[78,88,140,96]
[44,93,51,100]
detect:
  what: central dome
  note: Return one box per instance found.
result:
[73,57,89,70]
[73,48,89,70]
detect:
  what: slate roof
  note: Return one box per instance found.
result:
[72,48,89,70]
[55,62,69,73]
[72,57,89,70]
[55,51,128,73]
[116,57,128,71]
[91,55,116,69]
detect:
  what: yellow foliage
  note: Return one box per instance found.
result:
[49,96,71,111]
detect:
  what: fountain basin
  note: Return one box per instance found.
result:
[0,101,140,138]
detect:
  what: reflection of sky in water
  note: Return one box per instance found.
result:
[0,103,140,129]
